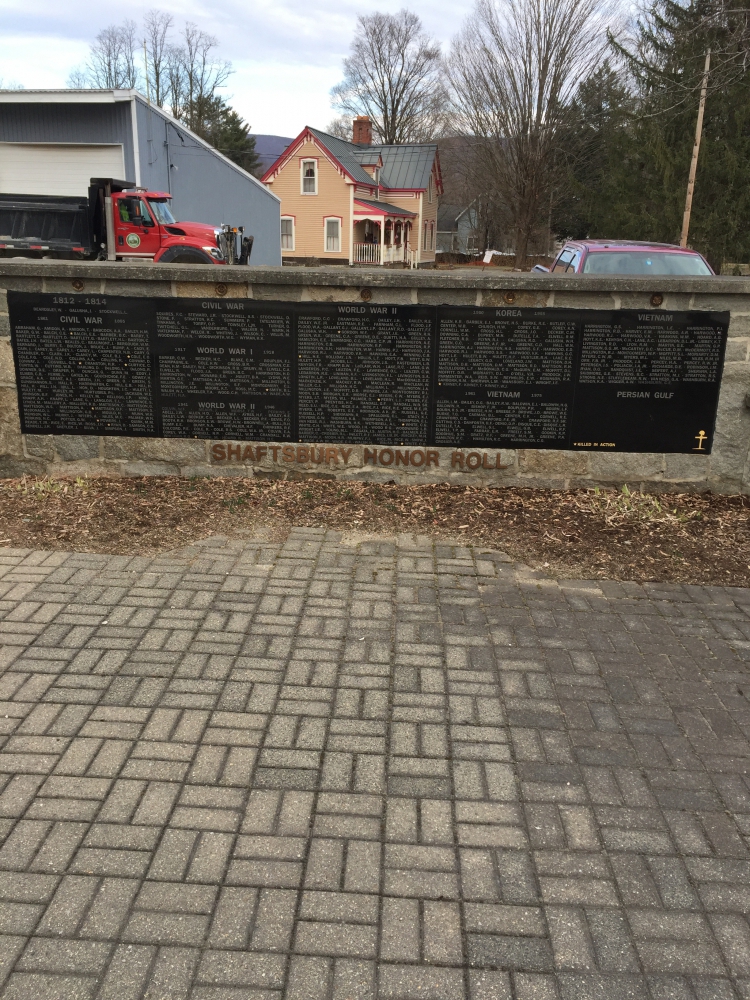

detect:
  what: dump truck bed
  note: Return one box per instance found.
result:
[0,193,92,253]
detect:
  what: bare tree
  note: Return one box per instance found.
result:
[331,10,447,144]
[71,20,140,89]
[326,116,353,140]
[439,135,511,252]
[449,0,614,264]
[144,10,173,106]
[67,11,231,123]
[167,23,232,130]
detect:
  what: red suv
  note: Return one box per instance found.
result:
[533,240,714,275]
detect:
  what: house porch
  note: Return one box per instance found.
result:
[352,200,417,265]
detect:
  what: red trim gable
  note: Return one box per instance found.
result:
[261,127,361,186]
[261,127,441,194]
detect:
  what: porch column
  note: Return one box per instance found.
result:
[380,218,385,266]
[348,185,354,265]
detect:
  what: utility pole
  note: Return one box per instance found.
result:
[680,49,711,248]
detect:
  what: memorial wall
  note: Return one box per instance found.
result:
[0,262,748,493]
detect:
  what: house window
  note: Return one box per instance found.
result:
[325,217,341,253]
[281,217,295,251]
[424,222,434,251]
[428,174,434,204]
[301,160,317,194]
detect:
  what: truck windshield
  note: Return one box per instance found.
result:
[148,200,176,225]
[582,251,712,275]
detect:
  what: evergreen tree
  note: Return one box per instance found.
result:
[555,0,750,269]
[188,95,260,175]
[616,0,750,267]
[553,61,636,239]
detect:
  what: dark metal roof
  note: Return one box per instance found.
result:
[306,128,374,185]
[351,150,382,166]
[437,203,476,231]
[306,128,437,192]
[375,144,437,190]
[437,204,463,230]
[354,198,417,217]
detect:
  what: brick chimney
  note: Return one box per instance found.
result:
[353,115,373,145]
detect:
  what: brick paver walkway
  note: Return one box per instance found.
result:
[0,529,750,999]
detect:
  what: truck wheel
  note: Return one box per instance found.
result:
[157,246,215,264]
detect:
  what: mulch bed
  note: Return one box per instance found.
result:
[0,476,748,587]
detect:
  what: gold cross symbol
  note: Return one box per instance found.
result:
[694,430,708,451]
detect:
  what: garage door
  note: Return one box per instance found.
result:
[0,143,126,197]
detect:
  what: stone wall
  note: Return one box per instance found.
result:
[1,260,749,493]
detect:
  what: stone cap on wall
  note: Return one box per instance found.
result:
[0,260,747,295]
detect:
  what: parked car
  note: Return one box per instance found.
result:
[532,240,714,275]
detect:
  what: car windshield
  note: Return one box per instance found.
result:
[582,250,712,275]
[148,200,176,225]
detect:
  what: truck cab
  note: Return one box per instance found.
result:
[111,190,225,263]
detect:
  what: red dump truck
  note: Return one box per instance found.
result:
[0,178,252,265]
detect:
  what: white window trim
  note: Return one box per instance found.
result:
[280,216,295,252]
[301,158,318,195]
[324,216,342,253]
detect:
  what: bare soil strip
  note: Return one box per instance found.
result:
[0,476,747,587]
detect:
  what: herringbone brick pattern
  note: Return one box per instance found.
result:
[0,529,749,998]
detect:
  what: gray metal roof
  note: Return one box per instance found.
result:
[306,127,437,192]
[306,128,374,186]
[351,150,382,166]
[354,198,417,217]
[375,144,437,190]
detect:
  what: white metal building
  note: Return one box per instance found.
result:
[0,89,282,265]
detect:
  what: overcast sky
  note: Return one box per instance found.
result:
[0,0,461,137]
